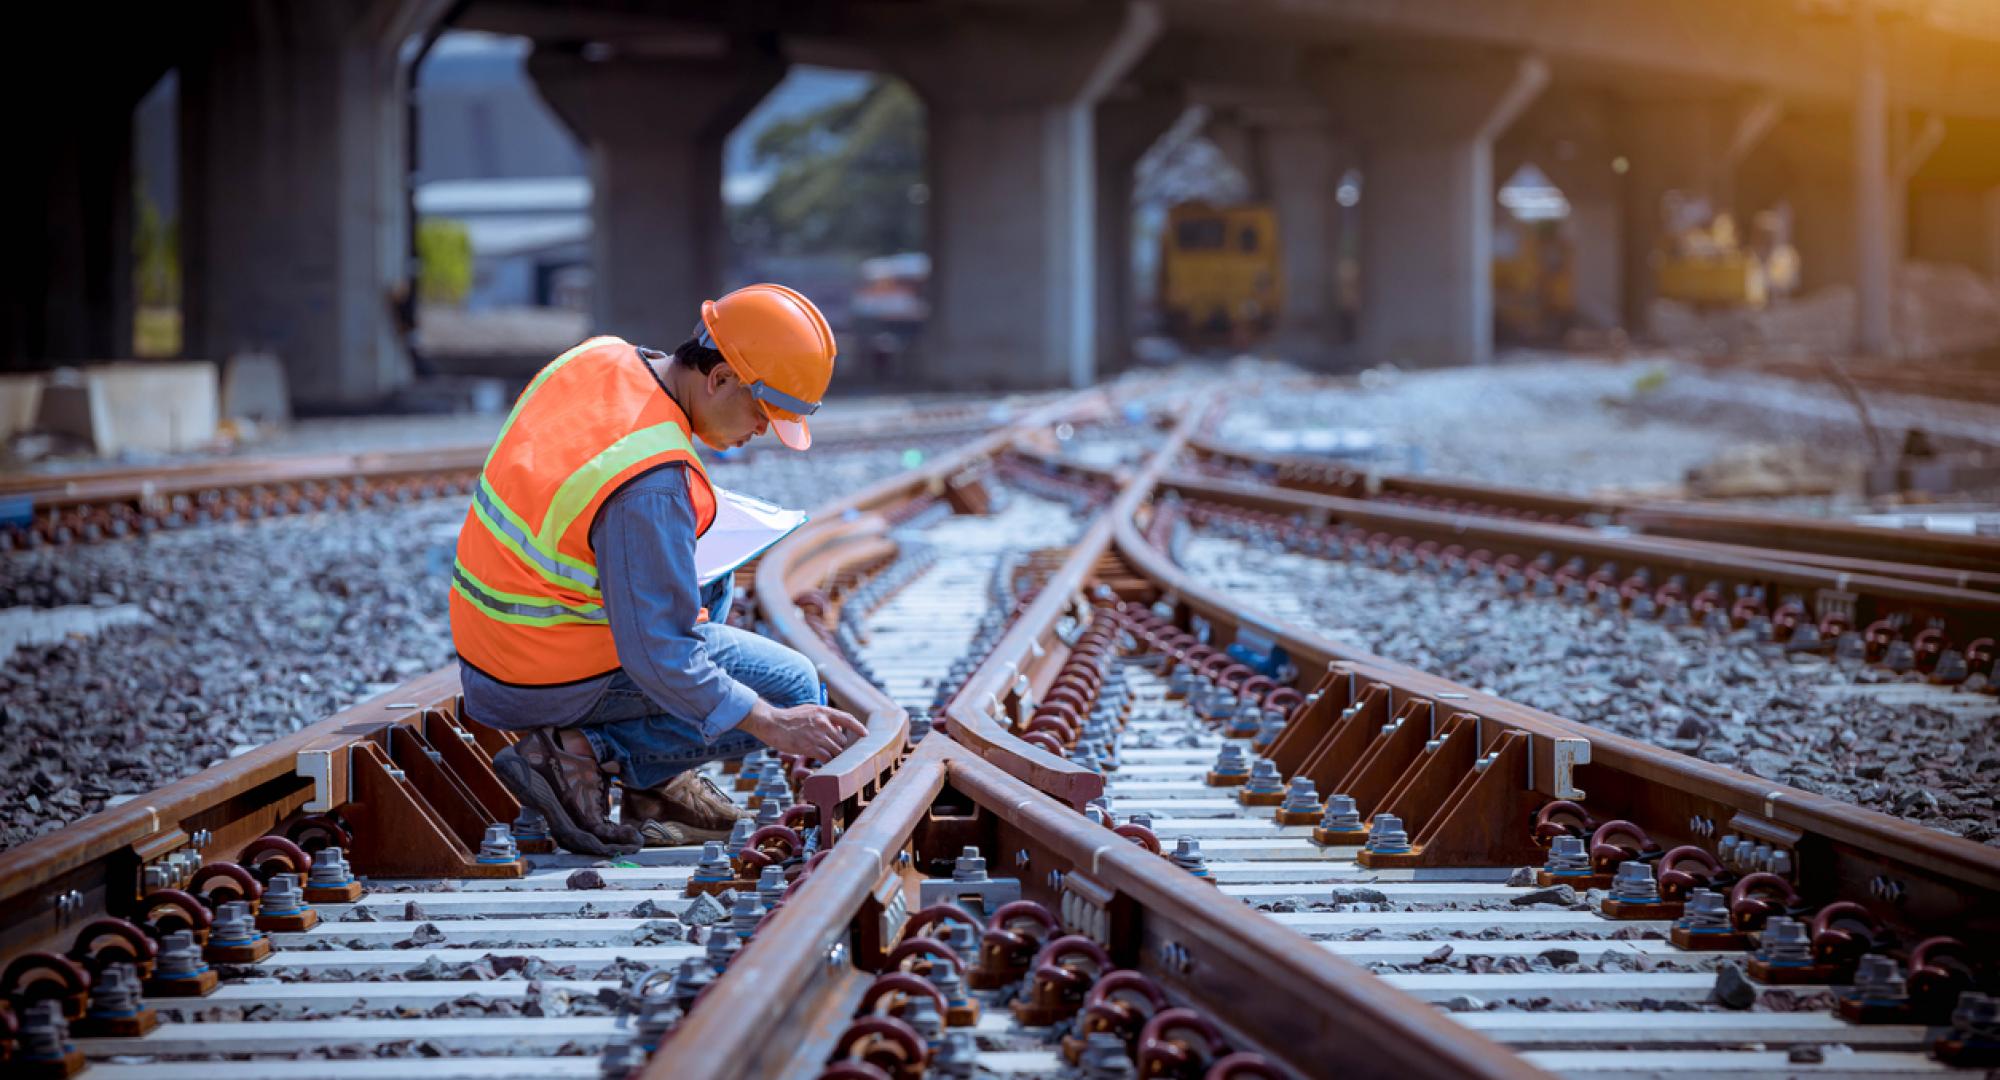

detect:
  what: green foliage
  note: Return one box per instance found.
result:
[418,218,474,306]
[134,178,179,307]
[732,78,926,256]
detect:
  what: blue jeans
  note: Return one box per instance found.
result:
[578,605,822,789]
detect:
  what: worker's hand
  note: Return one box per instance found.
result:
[739,701,868,761]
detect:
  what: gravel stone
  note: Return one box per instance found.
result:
[1711,961,1758,1010]
[0,434,985,849]
[1510,885,1576,907]
[564,869,606,891]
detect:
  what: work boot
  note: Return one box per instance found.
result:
[623,770,752,847]
[493,728,642,857]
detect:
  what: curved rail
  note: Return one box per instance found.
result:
[1117,471,2000,942]
[1166,470,2000,644]
[941,405,1206,807]
[1189,434,2000,577]
[758,388,1117,829]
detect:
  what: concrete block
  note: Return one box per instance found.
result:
[35,362,220,457]
[0,374,45,443]
[221,351,291,425]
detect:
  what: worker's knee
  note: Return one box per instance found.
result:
[698,624,822,708]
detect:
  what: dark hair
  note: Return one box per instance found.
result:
[671,336,727,375]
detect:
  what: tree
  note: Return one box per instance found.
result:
[732,78,926,256]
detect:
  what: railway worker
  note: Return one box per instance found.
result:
[451,284,868,856]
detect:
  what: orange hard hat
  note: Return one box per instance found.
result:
[697,283,836,451]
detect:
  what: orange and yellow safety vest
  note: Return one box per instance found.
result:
[450,336,717,684]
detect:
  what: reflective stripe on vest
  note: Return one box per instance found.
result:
[450,336,718,685]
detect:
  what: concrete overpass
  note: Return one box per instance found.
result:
[8,0,2000,407]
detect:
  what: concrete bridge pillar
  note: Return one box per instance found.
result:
[1095,91,1183,375]
[888,1,1161,388]
[1258,122,1348,362]
[530,45,784,353]
[1322,53,1547,366]
[178,0,445,409]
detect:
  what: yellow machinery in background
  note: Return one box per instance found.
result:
[1492,216,1575,342]
[1656,208,1800,308]
[1159,202,1282,345]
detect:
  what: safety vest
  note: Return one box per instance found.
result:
[451,336,717,685]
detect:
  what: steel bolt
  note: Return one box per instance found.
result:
[511,805,551,842]
[1678,888,1730,929]
[933,1030,979,1078]
[756,866,787,912]
[1609,860,1660,904]
[211,900,261,945]
[262,873,306,915]
[307,847,353,887]
[1543,835,1590,874]
[1168,837,1209,877]
[1951,992,2000,1039]
[952,846,989,883]
[1243,758,1285,796]
[1850,954,1908,1003]
[903,991,946,1045]
[1319,794,1363,832]
[1366,814,1411,854]
[1077,1030,1137,1078]
[1211,743,1248,776]
[89,962,143,1017]
[19,999,69,1063]
[729,891,763,940]
[1756,916,1813,965]
[694,842,734,883]
[154,930,206,978]
[723,818,755,859]
[1280,776,1321,814]
[477,824,520,863]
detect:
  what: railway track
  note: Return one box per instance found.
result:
[0,401,1022,550]
[2,380,1996,1079]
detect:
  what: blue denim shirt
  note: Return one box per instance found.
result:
[460,464,760,738]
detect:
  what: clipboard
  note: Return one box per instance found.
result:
[696,487,808,585]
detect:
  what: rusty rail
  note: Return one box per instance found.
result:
[758,388,1118,830]
[1116,473,2000,946]
[1165,470,2000,645]
[662,735,1543,1080]
[1188,435,2000,577]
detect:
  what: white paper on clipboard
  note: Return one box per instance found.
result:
[695,488,808,586]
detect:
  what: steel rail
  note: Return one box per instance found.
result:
[661,735,1545,1080]
[1188,435,2000,576]
[939,405,1206,807]
[1164,470,2000,645]
[756,387,1119,830]
[0,392,1108,964]
[1115,474,2000,945]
